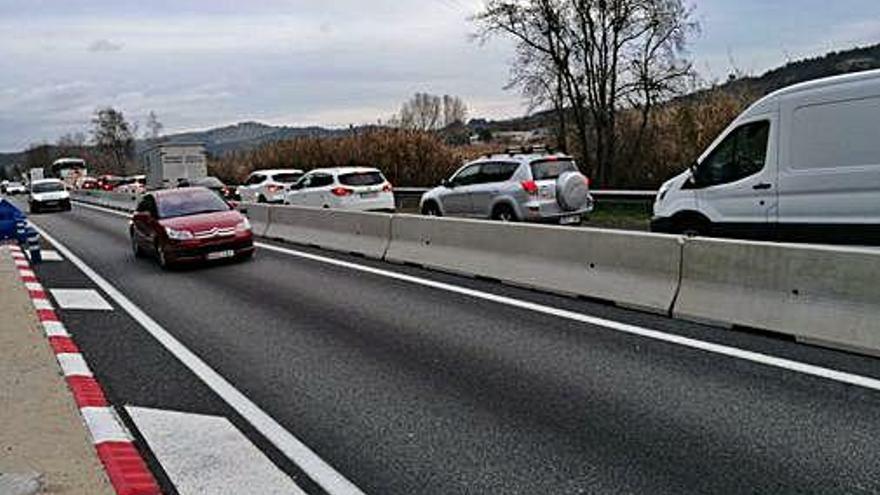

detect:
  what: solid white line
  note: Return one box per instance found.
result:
[72,199,880,391]
[31,223,367,495]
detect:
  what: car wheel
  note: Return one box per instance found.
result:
[422,202,442,217]
[131,232,144,258]
[239,250,255,262]
[492,204,517,222]
[675,216,709,237]
[156,242,172,270]
[257,194,267,203]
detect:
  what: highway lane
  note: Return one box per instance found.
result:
[21,202,880,494]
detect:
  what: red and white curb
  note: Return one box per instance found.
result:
[5,244,162,495]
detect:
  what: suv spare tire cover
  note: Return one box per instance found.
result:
[556,171,589,211]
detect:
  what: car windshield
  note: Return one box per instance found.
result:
[32,182,65,193]
[157,189,230,219]
[272,173,303,183]
[530,159,578,181]
[339,171,384,186]
[194,177,225,188]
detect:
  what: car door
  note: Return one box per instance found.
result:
[286,175,311,206]
[132,195,159,249]
[470,162,518,216]
[692,118,777,230]
[441,163,481,215]
[303,173,335,207]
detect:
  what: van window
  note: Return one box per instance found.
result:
[791,97,880,170]
[696,120,770,187]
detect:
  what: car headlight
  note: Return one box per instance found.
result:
[235,217,252,232]
[165,226,194,240]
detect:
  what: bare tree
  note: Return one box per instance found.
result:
[475,0,697,185]
[91,107,135,174]
[396,93,468,131]
[144,110,164,141]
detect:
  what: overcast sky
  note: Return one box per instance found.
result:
[2,0,880,151]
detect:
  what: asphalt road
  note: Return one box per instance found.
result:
[17,199,880,495]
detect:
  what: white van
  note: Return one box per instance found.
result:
[652,69,880,244]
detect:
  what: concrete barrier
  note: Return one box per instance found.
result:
[386,214,683,312]
[675,237,880,355]
[238,203,271,237]
[71,191,138,211]
[264,206,392,259]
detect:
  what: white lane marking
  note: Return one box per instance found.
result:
[127,407,307,495]
[72,200,880,391]
[50,289,114,311]
[81,407,131,443]
[56,353,93,377]
[32,223,367,495]
[40,250,64,261]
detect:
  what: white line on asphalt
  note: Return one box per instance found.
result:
[31,222,367,495]
[127,407,307,495]
[72,200,880,391]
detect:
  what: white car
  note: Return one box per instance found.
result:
[285,167,395,212]
[5,181,27,195]
[237,169,304,203]
[29,179,71,213]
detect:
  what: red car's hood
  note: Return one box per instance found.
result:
[159,210,243,232]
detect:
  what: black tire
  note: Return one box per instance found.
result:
[156,242,172,270]
[421,202,442,217]
[675,216,710,237]
[131,232,145,258]
[257,194,267,203]
[491,204,518,222]
[239,250,255,262]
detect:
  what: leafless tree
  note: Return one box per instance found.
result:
[91,107,135,174]
[144,110,164,141]
[396,93,468,131]
[475,0,697,185]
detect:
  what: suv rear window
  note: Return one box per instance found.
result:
[339,171,384,186]
[272,173,303,183]
[530,160,577,181]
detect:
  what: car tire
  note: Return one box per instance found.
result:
[131,232,144,258]
[156,242,172,270]
[675,216,710,237]
[492,204,518,222]
[29,203,39,214]
[421,202,442,217]
[257,194,267,203]
[239,250,255,262]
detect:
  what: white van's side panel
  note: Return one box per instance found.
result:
[778,80,880,224]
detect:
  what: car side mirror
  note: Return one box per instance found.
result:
[442,178,455,188]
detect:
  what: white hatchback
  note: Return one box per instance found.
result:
[237,169,304,203]
[285,167,395,212]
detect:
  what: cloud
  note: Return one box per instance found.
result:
[88,39,123,52]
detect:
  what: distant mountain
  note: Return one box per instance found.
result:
[156,121,351,156]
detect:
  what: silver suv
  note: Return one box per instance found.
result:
[420,151,594,225]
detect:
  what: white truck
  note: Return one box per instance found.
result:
[143,143,208,190]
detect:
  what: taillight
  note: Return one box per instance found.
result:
[266,184,283,193]
[382,183,393,192]
[583,176,591,187]
[521,180,538,195]
[331,187,353,197]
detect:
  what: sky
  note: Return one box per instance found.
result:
[2,0,880,151]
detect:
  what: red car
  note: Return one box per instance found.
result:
[130,187,254,268]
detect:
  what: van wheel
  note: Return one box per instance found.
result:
[492,204,518,222]
[675,216,710,237]
[422,202,442,217]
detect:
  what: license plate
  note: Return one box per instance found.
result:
[359,192,378,199]
[206,250,235,260]
[560,215,581,225]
